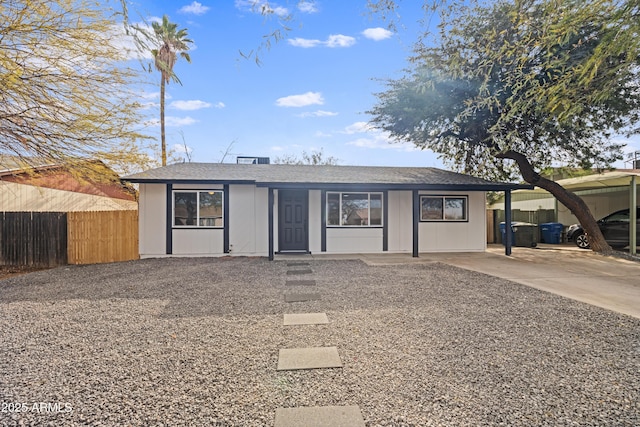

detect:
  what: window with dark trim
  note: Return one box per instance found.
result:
[326,192,383,226]
[420,196,468,221]
[173,191,223,227]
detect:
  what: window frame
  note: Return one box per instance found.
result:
[419,195,468,222]
[172,190,224,229]
[326,191,384,227]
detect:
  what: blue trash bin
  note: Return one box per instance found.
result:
[540,222,563,244]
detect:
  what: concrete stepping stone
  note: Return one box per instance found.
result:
[284,292,320,303]
[283,313,329,326]
[275,405,365,427]
[287,262,309,267]
[277,346,342,370]
[285,279,316,286]
[287,269,313,275]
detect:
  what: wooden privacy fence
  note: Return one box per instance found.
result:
[0,211,138,267]
[67,211,138,265]
[0,212,68,267]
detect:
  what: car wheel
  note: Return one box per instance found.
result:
[574,232,590,249]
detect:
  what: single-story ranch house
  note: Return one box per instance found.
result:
[124,162,531,259]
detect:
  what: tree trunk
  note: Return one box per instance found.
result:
[497,150,612,253]
[160,77,167,166]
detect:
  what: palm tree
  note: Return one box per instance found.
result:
[151,15,192,166]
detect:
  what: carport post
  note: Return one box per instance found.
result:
[504,189,512,256]
[268,187,274,261]
[631,176,637,256]
[412,190,419,258]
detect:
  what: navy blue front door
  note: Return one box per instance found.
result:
[278,190,308,252]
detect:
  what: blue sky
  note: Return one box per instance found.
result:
[127,1,640,169]
[126,1,445,167]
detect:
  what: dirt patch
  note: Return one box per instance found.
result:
[0,266,50,280]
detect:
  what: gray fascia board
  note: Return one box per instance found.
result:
[123,178,532,192]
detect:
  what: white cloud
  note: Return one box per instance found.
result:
[298,1,318,13]
[172,143,193,154]
[342,121,417,151]
[288,38,322,48]
[288,34,356,48]
[235,0,289,17]
[270,146,285,151]
[276,91,324,107]
[347,135,417,151]
[296,110,338,118]
[213,102,226,109]
[326,34,356,48]
[139,101,159,110]
[343,121,373,134]
[139,91,161,100]
[167,116,197,126]
[107,23,154,61]
[147,116,198,127]
[362,27,393,41]
[314,131,332,138]
[179,1,210,15]
[169,100,212,110]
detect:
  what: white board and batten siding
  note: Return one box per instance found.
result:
[138,183,166,256]
[228,184,269,256]
[172,183,224,255]
[418,191,486,252]
[138,184,488,257]
[387,191,413,253]
[316,190,486,254]
[139,184,270,257]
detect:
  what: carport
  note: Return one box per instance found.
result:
[492,170,639,255]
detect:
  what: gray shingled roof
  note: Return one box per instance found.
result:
[124,163,529,190]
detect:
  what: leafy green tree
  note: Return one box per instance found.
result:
[0,0,151,177]
[151,15,192,166]
[369,0,640,253]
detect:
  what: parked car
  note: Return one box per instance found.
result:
[567,207,640,249]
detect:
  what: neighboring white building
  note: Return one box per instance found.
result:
[488,170,640,225]
[125,163,529,259]
[0,161,137,212]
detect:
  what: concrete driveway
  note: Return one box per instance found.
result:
[422,245,640,319]
[294,244,640,319]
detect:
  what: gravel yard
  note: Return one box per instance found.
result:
[1,257,638,426]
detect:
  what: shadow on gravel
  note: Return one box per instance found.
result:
[2,257,639,426]
[1,256,638,324]
[0,258,288,318]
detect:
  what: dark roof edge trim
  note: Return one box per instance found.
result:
[123,178,532,191]
[123,178,256,185]
[256,182,532,191]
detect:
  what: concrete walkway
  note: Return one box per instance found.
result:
[277,244,640,319]
[276,260,366,426]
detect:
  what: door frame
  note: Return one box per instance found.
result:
[277,189,309,253]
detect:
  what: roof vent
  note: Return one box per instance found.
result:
[237,156,270,165]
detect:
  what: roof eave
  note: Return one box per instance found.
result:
[123,177,531,191]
